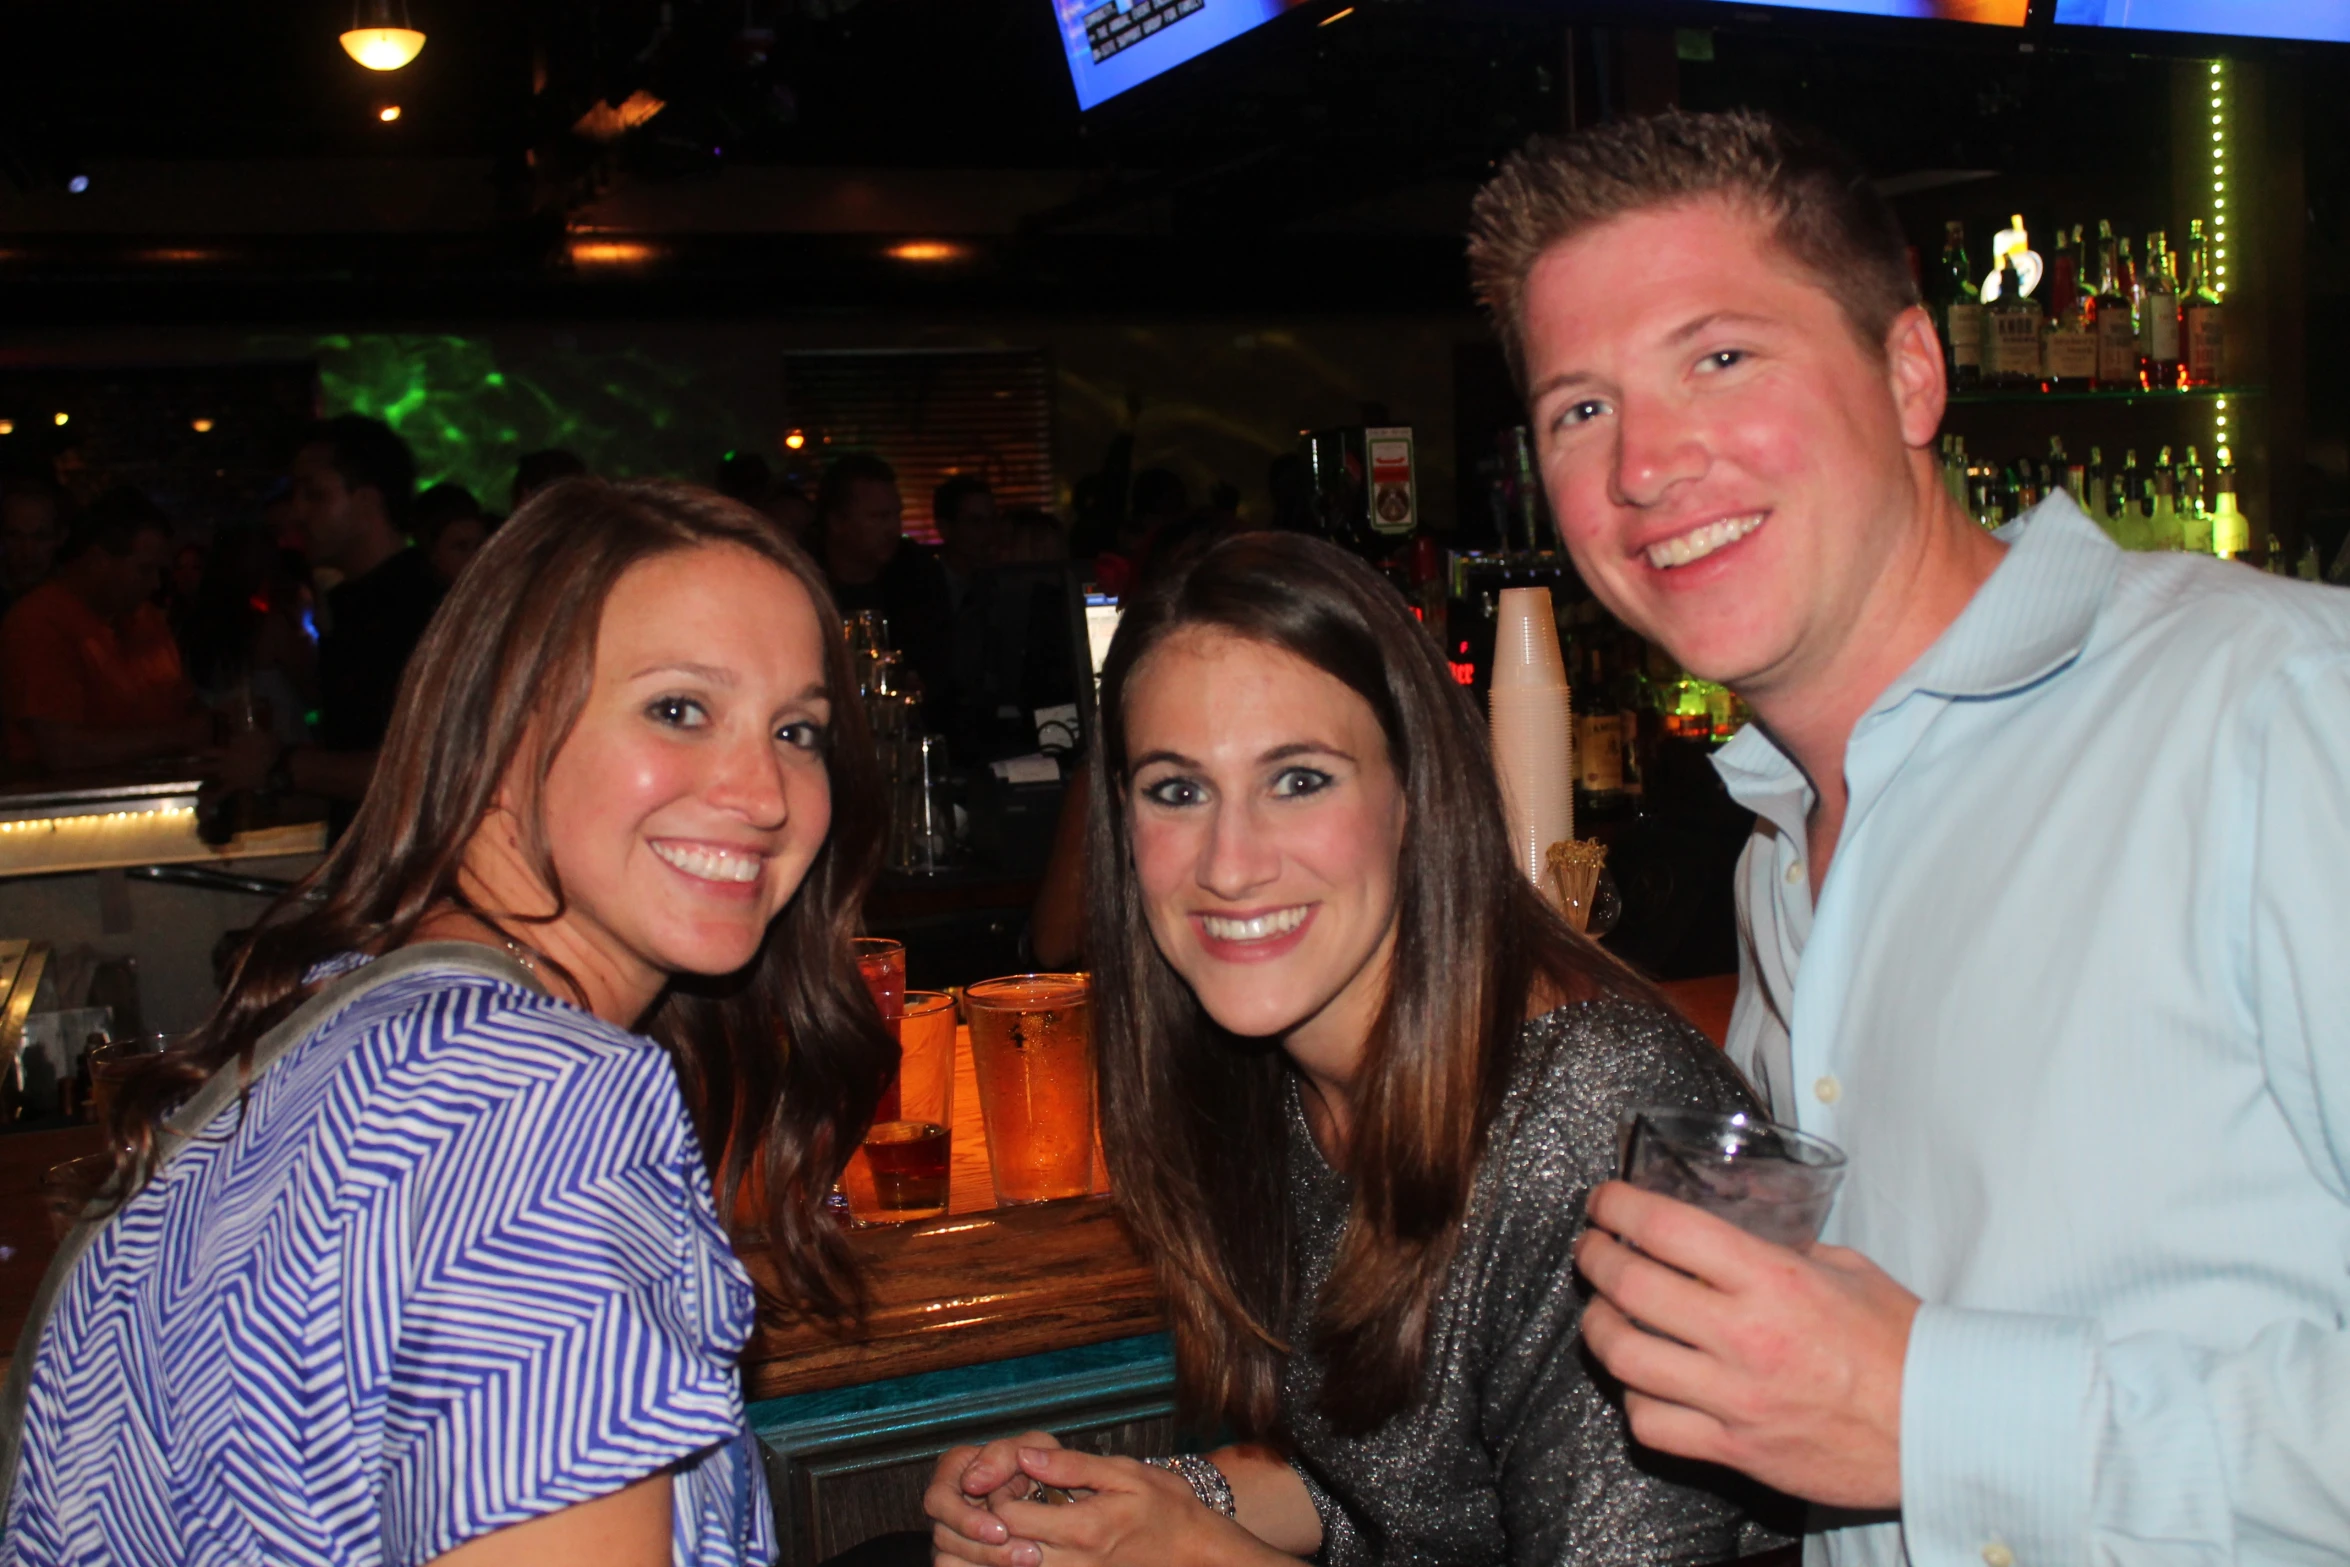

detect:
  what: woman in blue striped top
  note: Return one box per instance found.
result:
[1,479,896,1565]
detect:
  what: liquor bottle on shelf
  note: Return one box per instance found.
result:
[2182,218,2227,389]
[1939,433,1969,509]
[1987,251,2044,390]
[2043,224,2099,390]
[2210,454,2251,561]
[2148,446,2182,550]
[1571,642,1631,823]
[2093,223,2139,390]
[2056,433,2087,510]
[1935,220,1985,392]
[1613,634,1648,810]
[2111,449,2152,550]
[2086,444,2109,518]
[2179,459,2213,553]
[2140,233,2182,390]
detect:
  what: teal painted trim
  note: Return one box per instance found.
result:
[750,1333,1174,1455]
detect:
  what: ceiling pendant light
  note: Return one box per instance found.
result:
[340,0,425,72]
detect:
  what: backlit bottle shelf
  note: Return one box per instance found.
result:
[1947,384,2263,406]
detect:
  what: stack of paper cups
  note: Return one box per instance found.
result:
[1488,587,1575,886]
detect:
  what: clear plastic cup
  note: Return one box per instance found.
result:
[1619,1107,1847,1247]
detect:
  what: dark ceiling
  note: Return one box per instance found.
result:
[0,1,2337,323]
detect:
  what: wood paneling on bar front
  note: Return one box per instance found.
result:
[740,1197,1164,1402]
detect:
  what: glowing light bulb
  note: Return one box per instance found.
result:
[190,417,213,433]
[340,27,425,70]
[783,430,806,450]
[52,412,68,427]
[378,104,402,123]
[0,420,12,435]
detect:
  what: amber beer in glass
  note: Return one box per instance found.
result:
[965,973,1095,1205]
[854,936,906,1122]
[843,990,957,1225]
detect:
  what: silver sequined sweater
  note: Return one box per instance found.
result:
[1281,999,1784,1567]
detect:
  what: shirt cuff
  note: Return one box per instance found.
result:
[1900,1303,2098,1567]
[1292,1461,1365,1567]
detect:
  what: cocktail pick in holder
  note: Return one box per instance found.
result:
[1546,839,1609,933]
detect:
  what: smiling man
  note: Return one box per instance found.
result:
[1468,111,2350,1565]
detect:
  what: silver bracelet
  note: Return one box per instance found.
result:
[1143,1454,1237,1519]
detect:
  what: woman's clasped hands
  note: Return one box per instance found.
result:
[925,1432,1259,1567]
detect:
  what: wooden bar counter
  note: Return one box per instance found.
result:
[0,979,1736,1564]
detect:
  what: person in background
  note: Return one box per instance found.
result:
[717,452,818,551]
[2,480,894,1566]
[930,535,1782,1567]
[0,477,67,612]
[819,452,952,727]
[932,473,1004,610]
[1093,467,1188,600]
[181,521,318,754]
[412,481,492,588]
[511,447,588,512]
[1467,110,2350,1563]
[0,486,208,772]
[218,416,438,817]
[764,482,817,552]
[260,482,305,558]
[996,507,1068,565]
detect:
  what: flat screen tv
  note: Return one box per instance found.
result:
[1054,0,1314,109]
[1736,1,2026,20]
[2052,1,2350,41]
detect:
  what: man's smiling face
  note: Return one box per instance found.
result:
[1521,196,1933,704]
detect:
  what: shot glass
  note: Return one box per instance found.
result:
[842,990,957,1226]
[1618,1107,1847,1247]
[965,973,1095,1206]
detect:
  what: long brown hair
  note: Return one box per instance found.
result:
[107,478,894,1319]
[1092,533,1647,1437]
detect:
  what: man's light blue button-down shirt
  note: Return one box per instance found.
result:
[1715,493,2350,1567]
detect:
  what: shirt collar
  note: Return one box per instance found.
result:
[1892,490,2120,703]
[1709,491,2122,812]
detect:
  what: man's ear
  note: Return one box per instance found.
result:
[1883,305,1950,453]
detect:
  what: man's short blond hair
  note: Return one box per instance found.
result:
[1466,109,1920,388]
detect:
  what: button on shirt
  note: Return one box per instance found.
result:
[1716,494,2350,1567]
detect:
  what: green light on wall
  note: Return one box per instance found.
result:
[262,332,767,507]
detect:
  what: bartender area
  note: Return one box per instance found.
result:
[0,2,2346,1565]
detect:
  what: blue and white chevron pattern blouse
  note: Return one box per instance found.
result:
[3,961,777,1566]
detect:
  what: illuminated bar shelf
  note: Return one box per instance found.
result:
[1947,384,2264,406]
[0,779,324,878]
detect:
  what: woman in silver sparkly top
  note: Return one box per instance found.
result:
[926,534,1785,1567]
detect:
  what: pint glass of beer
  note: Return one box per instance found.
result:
[964,973,1095,1205]
[843,990,957,1225]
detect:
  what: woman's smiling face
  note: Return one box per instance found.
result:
[530,541,835,1003]
[1122,626,1406,1080]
